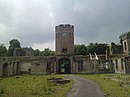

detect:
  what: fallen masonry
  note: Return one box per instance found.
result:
[47,77,70,84]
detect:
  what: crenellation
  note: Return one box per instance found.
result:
[55,24,74,33]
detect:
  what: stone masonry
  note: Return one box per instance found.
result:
[55,24,74,54]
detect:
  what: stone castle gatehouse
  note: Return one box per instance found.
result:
[0,24,114,77]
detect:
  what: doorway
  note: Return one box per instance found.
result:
[58,58,71,74]
[2,63,8,77]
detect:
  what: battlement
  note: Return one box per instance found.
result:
[55,24,74,32]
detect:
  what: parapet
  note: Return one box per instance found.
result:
[55,24,74,32]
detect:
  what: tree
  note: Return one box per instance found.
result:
[9,39,21,48]
[7,39,21,56]
[34,49,40,56]
[109,42,123,55]
[87,43,108,54]
[40,48,54,56]
[74,44,88,55]
[0,44,7,56]
[74,43,108,55]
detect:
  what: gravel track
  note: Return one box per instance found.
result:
[66,75,105,97]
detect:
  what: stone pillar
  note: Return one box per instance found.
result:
[54,61,57,73]
[70,58,73,73]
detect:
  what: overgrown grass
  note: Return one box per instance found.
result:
[78,74,130,97]
[0,75,73,97]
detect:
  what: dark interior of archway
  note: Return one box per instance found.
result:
[2,63,8,77]
[58,58,71,74]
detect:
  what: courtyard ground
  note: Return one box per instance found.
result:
[0,74,73,97]
[1,74,130,97]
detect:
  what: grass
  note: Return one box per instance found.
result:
[78,74,130,97]
[0,74,73,97]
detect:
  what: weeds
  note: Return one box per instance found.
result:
[0,75,73,97]
[78,74,130,97]
[0,86,5,94]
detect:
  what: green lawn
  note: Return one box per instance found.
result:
[0,75,73,97]
[78,74,130,97]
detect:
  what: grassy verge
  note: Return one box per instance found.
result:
[0,75,73,97]
[78,74,130,97]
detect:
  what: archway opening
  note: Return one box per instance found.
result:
[2,63,8,77]
[58,58,71,74]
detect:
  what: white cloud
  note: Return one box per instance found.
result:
[32,41,55,51]
[0,0,130,50]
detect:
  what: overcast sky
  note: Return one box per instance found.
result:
[0,0,130,50]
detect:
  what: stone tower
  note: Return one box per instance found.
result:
[55,24,74,54]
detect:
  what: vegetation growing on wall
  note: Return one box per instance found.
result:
[119,30,130,45]
[0,44,7,57]
[109,42,123,55]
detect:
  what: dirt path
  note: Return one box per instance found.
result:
[66,75,105,97]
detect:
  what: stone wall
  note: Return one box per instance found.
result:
[82,60,99,74]
[0,55,116,77]
[113,58,126,74]
[31,60,47,74]
[123,56,130,74]
[123,39,130,54]
[0,61,21,77]
[20,62,31,73]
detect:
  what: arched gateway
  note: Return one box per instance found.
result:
[58,58,71,74]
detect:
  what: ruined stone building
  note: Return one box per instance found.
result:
[112,32,130,74]
[0,24,116,77]
[122,33,130,55]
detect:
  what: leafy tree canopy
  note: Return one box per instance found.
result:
[0,44,7,56]
[34,49,40,56]
[9,39,21,48]
[87,43,108,54]
[74,44,88,55]
[7,39,21,56]
[34,48,55,56]
[40,48,54,56]
[74,43,108,55]
[109,42,123,55]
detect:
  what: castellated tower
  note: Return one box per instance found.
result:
[55,24,74,54]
